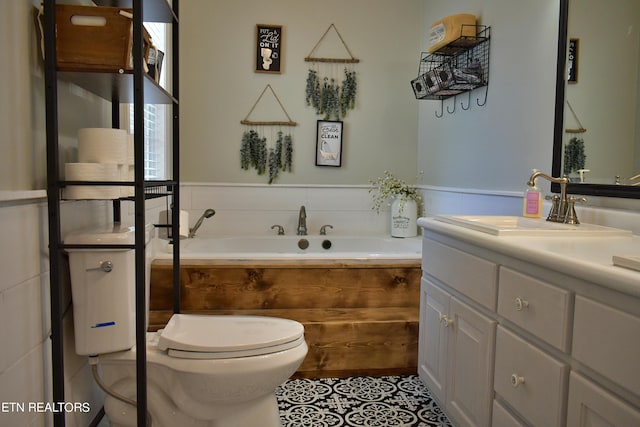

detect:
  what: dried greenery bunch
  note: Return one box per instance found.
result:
[305,68,357,120]
[241,130,293,183]
[563,136,586,176]
[369,171,423,214]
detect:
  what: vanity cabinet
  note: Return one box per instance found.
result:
[418,224,640,427]
[419,238,498,427]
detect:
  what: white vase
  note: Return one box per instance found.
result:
[390,197,417,238]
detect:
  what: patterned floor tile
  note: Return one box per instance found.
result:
[276,375,453,427]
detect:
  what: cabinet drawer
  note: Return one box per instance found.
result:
[572,296,640,395]
[492,400,526,427]
[567,371,640,427]
[497,267,572,351]
[494,326,569,427]
[422,238,498,310]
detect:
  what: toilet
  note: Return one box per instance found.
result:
[66,226,307,427]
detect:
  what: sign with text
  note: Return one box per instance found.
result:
[256,24,282,73]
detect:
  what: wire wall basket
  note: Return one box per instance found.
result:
[412,26,490,101]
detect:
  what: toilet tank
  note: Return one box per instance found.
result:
[66,225,152,356]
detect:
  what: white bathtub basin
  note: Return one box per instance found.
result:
[434,215,632,237]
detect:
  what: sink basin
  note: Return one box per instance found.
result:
[434,215,632,236]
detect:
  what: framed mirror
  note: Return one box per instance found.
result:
[552,0,640,198]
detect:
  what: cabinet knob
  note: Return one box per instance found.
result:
[514,297,529,311]
[439,313,454,327]
[510,374,525,388]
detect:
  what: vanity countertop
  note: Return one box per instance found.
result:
[418,217,640,299]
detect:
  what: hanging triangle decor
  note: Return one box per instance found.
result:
[304,24,359,120]
[240,84,296,184]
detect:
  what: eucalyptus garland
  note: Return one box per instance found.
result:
[563,136,586,175]
[305,68,357,120]
[241,130,294,183]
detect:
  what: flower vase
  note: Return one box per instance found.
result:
[390,197,417,238]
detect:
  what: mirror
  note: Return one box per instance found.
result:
[552,0,640,198]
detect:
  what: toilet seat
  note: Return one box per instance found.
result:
[157,314,305,359]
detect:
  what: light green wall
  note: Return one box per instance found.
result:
[180,0,424,185]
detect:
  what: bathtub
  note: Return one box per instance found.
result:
[153,235,422,260]
[149,234,423,377]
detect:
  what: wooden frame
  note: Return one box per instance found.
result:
[316,120,343,167]
[255,24,282,73]
[568,38,579,83]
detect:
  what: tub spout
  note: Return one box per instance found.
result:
[188,208,216,238]
[297,206,307,236]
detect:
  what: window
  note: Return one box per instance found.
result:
[124,22,170,180]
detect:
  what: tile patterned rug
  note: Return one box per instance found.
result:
[276,375,454,427]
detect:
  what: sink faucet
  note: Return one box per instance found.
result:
[527,171,569,223]
[297,205,307,235]
[188,208,216,238]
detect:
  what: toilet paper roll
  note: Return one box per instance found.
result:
[119,164,134,198]
[78,128,127,164]
[63,163,121,200]
[158,210,189,239]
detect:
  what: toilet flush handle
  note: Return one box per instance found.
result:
[86,261,113,273]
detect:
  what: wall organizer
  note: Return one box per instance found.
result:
[304,24,359,121]
[240,84,296,183]
[411,25,490,117]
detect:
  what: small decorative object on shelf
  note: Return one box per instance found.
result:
[369,171,423,237]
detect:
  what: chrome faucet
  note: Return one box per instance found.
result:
[297,205,307,235]
[527,171,569,223]
[188,208,216,238]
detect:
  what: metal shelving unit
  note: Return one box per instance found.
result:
[43,1,180,426]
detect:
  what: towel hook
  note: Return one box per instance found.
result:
[461,92,471,110]
[435,100,444,118]
[476,86,488,106]
[447,96,457,114]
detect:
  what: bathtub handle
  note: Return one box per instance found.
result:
[271,225,285,235]
[319,224,333,235]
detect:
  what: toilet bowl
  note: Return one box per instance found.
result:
[99,314,307,427]
[66,227,307,427]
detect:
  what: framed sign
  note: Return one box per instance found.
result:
[568,38,579,83]
[256,24,282,73]
[316,120,343,167]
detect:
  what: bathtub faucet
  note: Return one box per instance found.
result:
[188,208,216,238]
[297,205,307,235]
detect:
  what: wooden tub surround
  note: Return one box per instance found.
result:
[150,258,421,378]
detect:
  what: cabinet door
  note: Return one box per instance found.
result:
[418,277,450,404]
[446,297,497,427]
[567,372,640,427]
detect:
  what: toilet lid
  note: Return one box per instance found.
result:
[157,314,305,359]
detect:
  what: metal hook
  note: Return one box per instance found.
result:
[476,86,488,106]
[447,96,457,114]
[435,100,443,118]
[461,92,471,110]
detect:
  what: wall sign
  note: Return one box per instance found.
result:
[316,120,343,167]
[568,38,579,83]
[255,24,282,74]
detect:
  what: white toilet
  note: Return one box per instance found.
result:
[66,226,307,427]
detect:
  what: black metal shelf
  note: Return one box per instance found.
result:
[43,1,180,426]
[412,26,491,101]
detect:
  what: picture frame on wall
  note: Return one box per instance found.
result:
[568,38,579,83]
[316,120,343,167]
[255,24,282,73]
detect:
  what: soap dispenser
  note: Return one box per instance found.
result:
[523,169,543,218]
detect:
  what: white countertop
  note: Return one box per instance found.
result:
[418,217,640,299]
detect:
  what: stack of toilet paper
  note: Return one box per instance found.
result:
[63,128,135,200]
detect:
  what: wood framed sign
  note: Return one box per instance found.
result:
[256,24,282,73]
[316,120,343,167]
[568,38,579,83]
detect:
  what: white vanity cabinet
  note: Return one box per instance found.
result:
[418,222,640,427]
[419,239,498,427]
